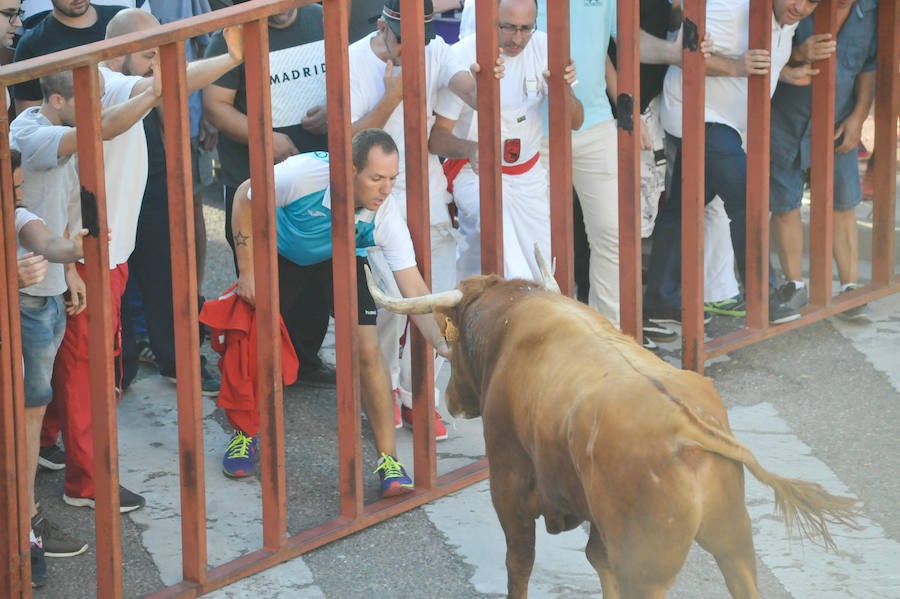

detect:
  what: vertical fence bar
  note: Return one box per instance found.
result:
[242,18,286,552]
[158,40,208,584]
[475,0,502,276]
[398,0,437,489]
[745,0,774,328]
[322,0,364,520]
[546,0,573,295]
[616,0,642,340]
[73,63,122,598]
[871,0,899,285]
[0,89,27,597]
[680,0,707,371]
[809,0,837,307]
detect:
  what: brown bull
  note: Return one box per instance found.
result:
[365,260,859,599]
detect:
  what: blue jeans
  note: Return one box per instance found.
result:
[19,293,66,407]
[645,124,748,311]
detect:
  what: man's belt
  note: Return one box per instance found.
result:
[442,151,541,195]
[501,151,540,175]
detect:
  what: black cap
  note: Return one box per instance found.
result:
[382,0,435,43]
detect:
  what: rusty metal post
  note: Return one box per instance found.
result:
[475,0,502,276]
[73,63,122,598]
[0,87,28,597]
[158,40,208,584]
[680,1,707,371]
[242,18,287,552]
[322,0,364,521]
[546,1,574,296]
[809,0,837,307]
[745,0,774,329]
[398,0,437,490]
[616,0,642,341]
[871,0,899,285]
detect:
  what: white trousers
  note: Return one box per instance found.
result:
[453,161,551,281]
[542,119,621,328]
[703,198,740,302]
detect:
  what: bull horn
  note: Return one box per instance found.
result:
[363,265,463,314]
[533,244,560,294]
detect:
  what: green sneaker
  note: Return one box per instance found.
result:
[222,430,258,478]
[704,295,746,317]
[374,453,414,497]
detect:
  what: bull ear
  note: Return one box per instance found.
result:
[444,317,460,342]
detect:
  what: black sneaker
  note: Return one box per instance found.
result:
[642,319,678,342]
[63,485,146,513]
[646,307,712,326]
[768,294,801,325]
[777,281,809,310]
[136,338,158,367]
[31,514,88,557]
[38,444,66,471]
[30,539,48,588]
[161,360,220,398]
[835,284,870,322]
[296,363,337,388]
[200,361,221,398]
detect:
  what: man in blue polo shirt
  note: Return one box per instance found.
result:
[229,128,449,497]
[769,0,877,320]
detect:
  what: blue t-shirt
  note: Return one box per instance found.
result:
[770,0,878,168]
[537,0,617,131]
[249,152,417,271]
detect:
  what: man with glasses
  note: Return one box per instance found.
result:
[347,0,493,439]
[433,0,583,282]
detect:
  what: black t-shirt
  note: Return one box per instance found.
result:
[13,5,126,102]
[205,5,328,188]
[639,0,672,113]
[607,0,673,114]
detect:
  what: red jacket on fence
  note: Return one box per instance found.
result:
[199,285,299,436]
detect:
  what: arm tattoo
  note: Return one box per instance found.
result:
[234,231,250,247]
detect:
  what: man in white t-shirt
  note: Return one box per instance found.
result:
[348,0,487,437]
[230,129,449,496]
[644,0,820,327]
[434,0,582,281]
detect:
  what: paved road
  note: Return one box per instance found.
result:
[32,188,900,598]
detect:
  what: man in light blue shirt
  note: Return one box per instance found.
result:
[538,0,620,328]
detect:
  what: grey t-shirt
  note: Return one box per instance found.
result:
[10,107,80,297]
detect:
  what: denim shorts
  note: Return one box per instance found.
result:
[18,293,66,407]
[770,146,862,214]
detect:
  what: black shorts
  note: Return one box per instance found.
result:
[355,256,378,326]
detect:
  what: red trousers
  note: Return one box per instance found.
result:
[45,262,128,499]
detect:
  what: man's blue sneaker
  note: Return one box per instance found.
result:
[223,430,257,479]
[374,453,414,497]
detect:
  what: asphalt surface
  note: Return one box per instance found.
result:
[29,162,900,598]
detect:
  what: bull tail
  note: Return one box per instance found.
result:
[650,377,861,550]
[737,454,861,551]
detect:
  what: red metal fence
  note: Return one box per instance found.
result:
[0,0,896,596]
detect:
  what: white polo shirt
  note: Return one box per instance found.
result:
[660,0,798,140]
